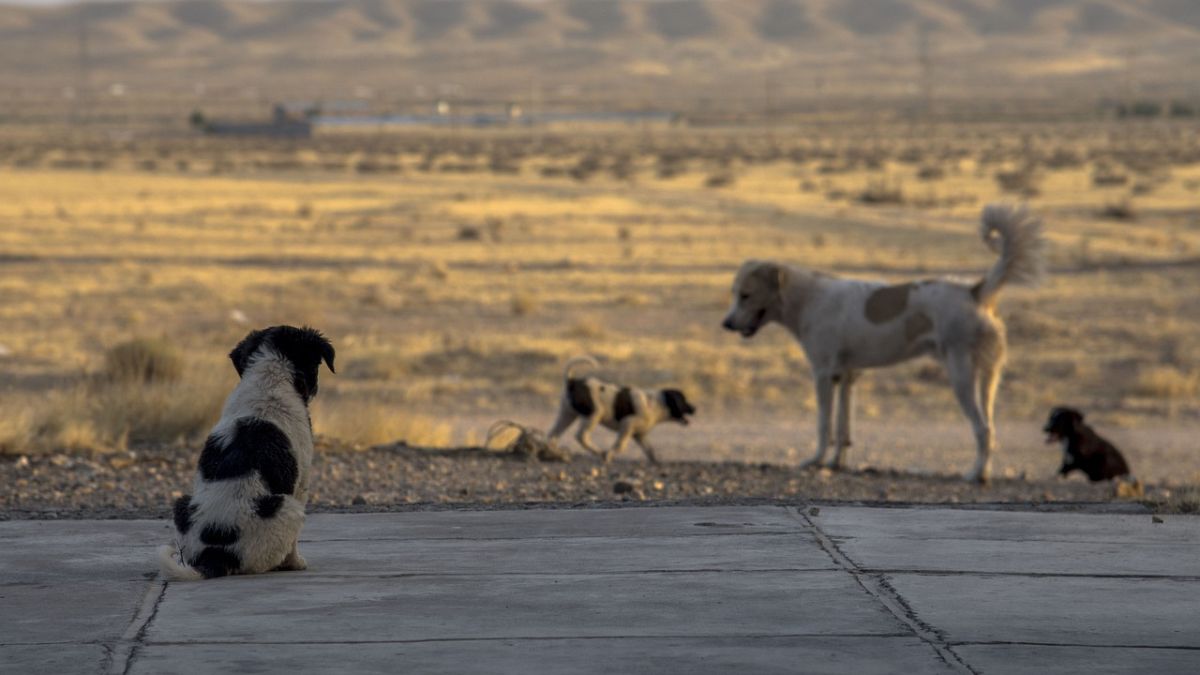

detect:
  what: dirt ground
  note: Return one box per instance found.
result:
[2,437,1176,522]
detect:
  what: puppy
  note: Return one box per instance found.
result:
[722,204,1046,483]
[158,325,335,580]
[1044,406,1131,481]
[547,356,695,463]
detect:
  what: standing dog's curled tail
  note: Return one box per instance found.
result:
[562,355,600,382]
[157,544,204,581]
[972,203,1047,306]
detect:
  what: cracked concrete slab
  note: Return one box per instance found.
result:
[813,506,1192,545]
[0,645,109,674]
[957,644,1200,674]
[128,636,953,675]
[148,570,905,643]
[299,506,803,541]
[3,505,1198,674]
[296,532,837,575]
[888,573,1200,648]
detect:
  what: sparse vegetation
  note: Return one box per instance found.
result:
[0,121,1197,486]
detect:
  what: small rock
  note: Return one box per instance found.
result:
[808,506,821,517]
[613,480,635,495]
[351,495,367,506]
[1152,515,1164,524]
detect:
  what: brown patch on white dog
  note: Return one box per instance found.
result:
[864,283,913,324]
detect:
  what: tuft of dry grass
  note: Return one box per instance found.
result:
[102,337,184,384]
[510,292,540,316]
[313,398,452,449]
[2,366,228,455]
[1132,366,1199,399]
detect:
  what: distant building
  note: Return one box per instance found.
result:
[195,104,312,138]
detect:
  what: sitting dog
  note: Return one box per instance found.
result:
[1044,406,1131,481]
[721,204,1046,483]
[547,356,695,463]
[158,325,335,580]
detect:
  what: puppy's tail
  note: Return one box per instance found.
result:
[563,355,599,382]
[158,544,204,582]
[972,203,1047,307]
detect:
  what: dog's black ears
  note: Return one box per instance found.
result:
[1050,406,1084,428]
[229,329,268,377]
[228,326,336,378]
[272,326,336,375]
[662,389,696,424]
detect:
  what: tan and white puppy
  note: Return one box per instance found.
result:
[547,356,696,463]
[722,204,1045,483]
[158,325,335,580]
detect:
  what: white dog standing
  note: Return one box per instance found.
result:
[722,204,1045,483]
[158,325,335,580]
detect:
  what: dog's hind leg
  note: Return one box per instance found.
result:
[827,371,857,469]
[945,350,992,483]
[800,373,835,469]
[605,420,637,463]
[546,406,578,447]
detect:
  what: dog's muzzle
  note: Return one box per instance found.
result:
[722,310,765,338]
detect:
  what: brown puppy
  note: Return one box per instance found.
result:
[1044,407,1131,481]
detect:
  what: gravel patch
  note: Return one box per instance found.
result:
[0,441,1167,520]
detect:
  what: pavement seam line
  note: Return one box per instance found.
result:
[107,578,167,675]
[791,508,979,675]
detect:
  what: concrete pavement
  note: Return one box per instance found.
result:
[1,505,1197,674]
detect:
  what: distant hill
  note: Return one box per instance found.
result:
[1,0,1197,117]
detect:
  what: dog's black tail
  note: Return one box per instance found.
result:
[972,204,1046,306]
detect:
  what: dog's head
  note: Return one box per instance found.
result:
[722,260,786,338]
[229,325,336,403]
[1044,406,1083,444]
[660,389,696,426]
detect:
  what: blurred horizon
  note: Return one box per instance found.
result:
[2,0,1199,130]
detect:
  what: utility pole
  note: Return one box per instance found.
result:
[72,6,91,128]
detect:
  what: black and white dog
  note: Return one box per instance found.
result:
[547,356,696,463]
[1043,406,1131,482]
[158,326,335,580]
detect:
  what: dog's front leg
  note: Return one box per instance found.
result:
[276,539,307,571]
[828,371,856,469]
[800,373,835,469]
[634,433,659,464]
[605,421,636,464]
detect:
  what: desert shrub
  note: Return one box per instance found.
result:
[457,225,483,241]
[563,318,606,339]
[510,292,539,316]
[916,165,945,181]
[102,338,183,384]
[1091,167,1128,187]
[858,177,905,205]
[994,167,1040,196]
[705,172,735,188]
[1099,198,1136,221]
[1132,366,1198,399]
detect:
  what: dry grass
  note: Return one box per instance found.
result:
[0,122,1198,468]
[312,398,453,449]
[2,367,228,455]
[1133,366,1199,400]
